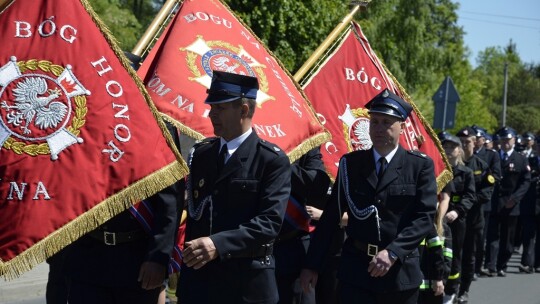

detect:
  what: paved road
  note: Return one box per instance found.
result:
[1,252,539,303]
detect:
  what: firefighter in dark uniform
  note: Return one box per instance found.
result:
[274,146,330,304]
[455,127,495,303]
[485,127,531,277]
[300,89,437,304]
[518,132,539,273]
[177,71,291,304]
[418,181,454,304]
[471,125,502,277]
[65,184,182,304]
[438,133,475,304]
[535,136,540,273]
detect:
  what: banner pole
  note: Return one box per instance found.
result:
[293,3,369,82]
[0,0,14,13]
[131,0,180,57]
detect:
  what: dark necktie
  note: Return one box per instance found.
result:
[502,152,508,162]
[378,157,387,180]
[218,144,228,172]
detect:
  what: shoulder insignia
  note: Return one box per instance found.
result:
[474,170,482,175]
[259,139,284,155]
[193,137,218,150]
[408,150,427,158]
[487,174,495,184]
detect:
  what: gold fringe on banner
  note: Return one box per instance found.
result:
[0,161,187,280]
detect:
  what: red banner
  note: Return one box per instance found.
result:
[0,0,188,279]
[138,0,329,161]
[302,22,451,187]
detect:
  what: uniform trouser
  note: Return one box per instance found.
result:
[315,255,340,304]
[460,214,483,293]
[46,250,70,304]
[418,289,443,304]
[520,214,537,267]
[339,281,419,304]
[535,214,540,269]
[487,212,518,271]
[476,210,490,272]
[68,280,161,304]
[445,218,466,295]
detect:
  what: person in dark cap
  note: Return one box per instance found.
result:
[470,125,502,278]
[437,132,476,304]
[484,134,494,150]
[455,127,495,303]
[177,71,291,304]
[484,127,531,277]
[517,132,539,273]
[300,89,437,304]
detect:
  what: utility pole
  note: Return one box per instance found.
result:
[502,62,508,127]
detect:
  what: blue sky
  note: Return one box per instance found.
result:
[456,0,540,67]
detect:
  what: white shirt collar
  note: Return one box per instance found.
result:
[373,145,399,166]
[220,128,252,160]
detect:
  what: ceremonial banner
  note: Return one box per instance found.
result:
[0,0,188,279]
[302,22,451,188]
[138,0,329,161]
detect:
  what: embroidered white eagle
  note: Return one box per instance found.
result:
[1,77,67,135]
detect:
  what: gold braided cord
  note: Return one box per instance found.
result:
[79,0,186,165]
[0,161,186,280]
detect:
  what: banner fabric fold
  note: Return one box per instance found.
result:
[137,0,330,163]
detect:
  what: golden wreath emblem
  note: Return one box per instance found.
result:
[0,56,90,160]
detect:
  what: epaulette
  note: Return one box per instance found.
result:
[193,137,218,150]
[487,149,498,154]
[258,139,285,156]
[408,150,428,158]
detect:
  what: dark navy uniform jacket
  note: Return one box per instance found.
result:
[492,150,531,216]
[521,150,539,215]
[475,147,501,213]
[178,131,291,304]
[305,146,437,292]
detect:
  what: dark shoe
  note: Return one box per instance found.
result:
[518,264,533,274]
[497,270,506,277]
[479,268,495,277]
[457,291,469,304]
[535,267,540,273]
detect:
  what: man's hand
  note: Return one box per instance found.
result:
[183,237,218,269]
[504,197,517,209]
[138,261,166,290]
[299,268,319,293]
[445,210,459,223]
[367,249,395,277]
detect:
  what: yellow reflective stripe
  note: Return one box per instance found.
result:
[448,272,460,280]
[444,248,453,258]
[420,239,426,245]
[427,236,443,248]
[419,279,430,290]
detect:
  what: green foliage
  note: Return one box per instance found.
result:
[88,0,158,50]
[224,0,349,72]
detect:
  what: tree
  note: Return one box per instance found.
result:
[224,0,349,72]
